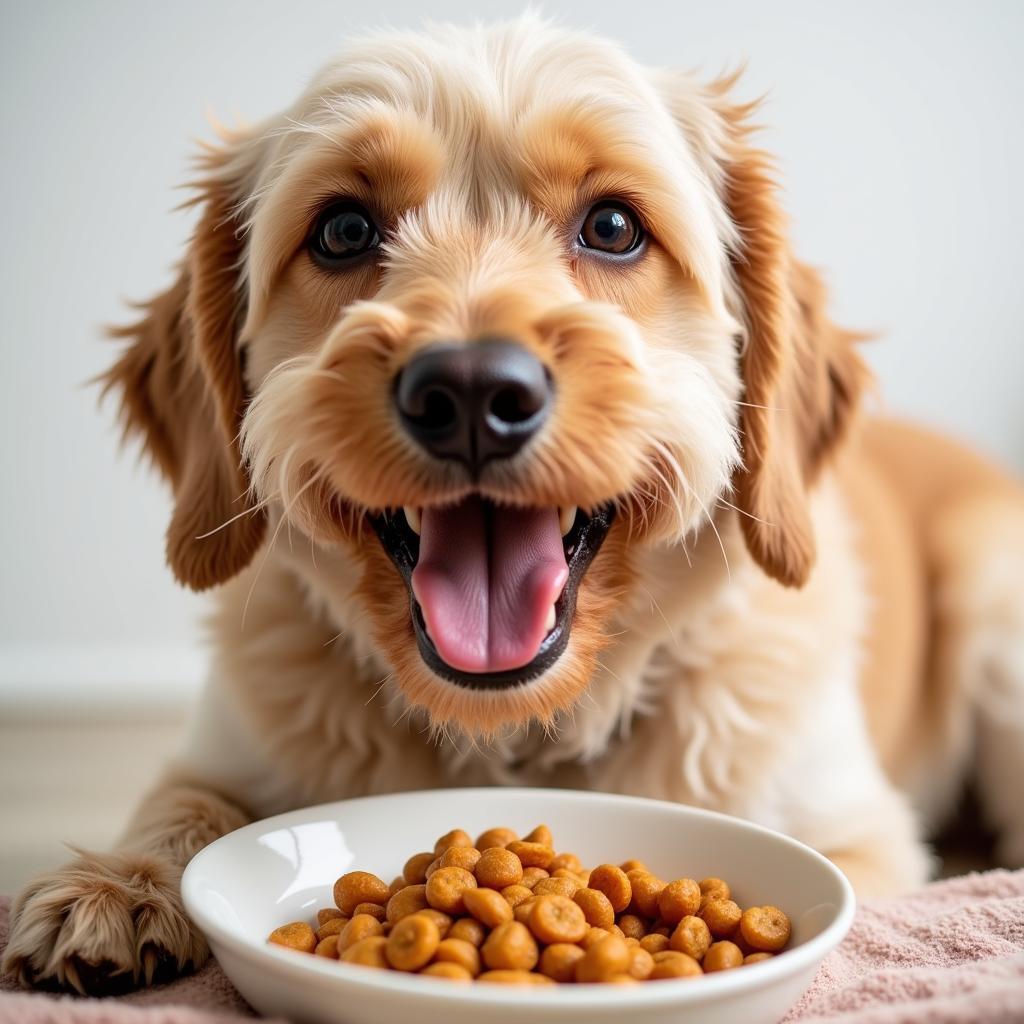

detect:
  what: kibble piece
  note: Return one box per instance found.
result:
[340,935,389,968]
[481,921,539,972]
[501,884,534,908]
[670,915,712,960]
[539,942,586,982]
[478,969,554,985]
[581,927,614,950]
[447,917,486,947]
[386,913,440,971]
[698,877,730,906]
[704,940,744,972]
[389,876,406,898]
[626,870,666,918]
[532,876,579,899]
[385,883,429,924]
[475,847,524,889]
[523,824,553,847]
[425,866,478,915]
[268,921,317,954]
[314,935,339,958]
[506,841,555,869]
[619,859,648,873]
[573,887,615,929]
[462,886,514,928]
[739,906,792,952]
[744,951,774,965]
[317,908,344,926]
[520,867,550,888]
[424,858,442,878]
[658,878,701,924]
[440,846,482,873]
[411,908,452,938]
[334,871,391,915]
[548,852,583,874]
[587,864,632,913]
[512,896,540,924]
[617,914,646,940]
[475,826,519,850]
[317,916,346,940]
[650,951,703,979]
[527,894,588,944]
[402,851,435,885]
[575,934,631,983]
[628,946,655,980]
[419,961,473,980]
[433,829,473,857]
[352,901,386,921]
[700,899,742,938]
[640,933,670,955]
[338,913,384,952]
[433,937,482,976]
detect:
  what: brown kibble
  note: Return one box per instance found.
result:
[699,877,730,905]
[411,908,452,938]
[704,940,744,972]
[317,916,346,940]
[386,883,429,924]
[539,942,586,982]
[440,846,482,873]
[447,917,486,947]
[481,921,539,972]
[739,906,792,952]
[744,951,775,965]
[424,858,442,878]
[700,899,742,938]
[617,914,646,940]
[573,887,615,929]
[523,824,553,847]
[628,945,655,980]
[506,841,555,869]
[575,933,631,982]
[433,937,482,976]
[670,915,712,960]
[501,884,534,908]
[433,829,473,857]
[314,935,339,958]
[477,969,554,985]
[581,927,614,950]
[317,908,343,927]
[512,896,540,924]
[268,921,317,954]
[475,847,524,889]
[402,851,435,885]
[520,867,550,888]
[338,913,384,952]
[425,866,478,915]
[340,934,388,968]
[587,864,632,913]
[650,951,703,979]
[475,827,519,850]
[419,961,473,980]
[385,913,440,971]
[389,876,406,898]
[640,933,670,955]
[658,878,701,924]
[626,870,666,917]
[462,886,514,928]
[352,902,386,921]
[532,876,579,899]
[548,852,583,874]
[619,859,648,873]
[527,894,588,944]
[333,871,391,915]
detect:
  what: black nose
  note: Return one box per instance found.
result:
[394,340,552,472]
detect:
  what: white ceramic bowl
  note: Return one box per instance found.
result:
[181,788,854,1024]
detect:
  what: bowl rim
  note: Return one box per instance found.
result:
[181,787,856,1009]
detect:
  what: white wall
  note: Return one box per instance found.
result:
[2,0,1022,706]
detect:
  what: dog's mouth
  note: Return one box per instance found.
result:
[370,497,615,689]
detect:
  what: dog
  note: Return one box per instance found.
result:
[6,14,1024,995]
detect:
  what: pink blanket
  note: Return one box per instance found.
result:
[2,870,1022,1023]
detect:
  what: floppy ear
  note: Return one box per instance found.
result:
[103,136,266,590]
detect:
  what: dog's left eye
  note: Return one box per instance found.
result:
[309,201,380,265]
[578,201,644,255]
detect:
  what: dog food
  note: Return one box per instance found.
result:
[267,824,792,985]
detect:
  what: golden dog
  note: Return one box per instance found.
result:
[6,15,1024,994]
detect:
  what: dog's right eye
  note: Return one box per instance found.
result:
[309,202,380,266]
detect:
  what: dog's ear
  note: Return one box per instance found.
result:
[103,134,266,590]
[655,71,870,587]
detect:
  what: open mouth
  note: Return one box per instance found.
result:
[370,498,615,689]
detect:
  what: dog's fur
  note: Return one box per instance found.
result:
[6,15,1024,994]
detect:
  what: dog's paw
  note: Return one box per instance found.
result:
[1,849,207,994]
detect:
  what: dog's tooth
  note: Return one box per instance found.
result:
[559,506,577,536]
[545,604,556,633]
[404,506,421,535]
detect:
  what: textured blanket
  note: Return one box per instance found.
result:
[2,870,1022,1023]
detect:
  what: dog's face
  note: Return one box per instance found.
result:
[106,18,864,735]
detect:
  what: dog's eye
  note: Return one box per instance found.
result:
[310,202,380,265]
[578,202,643,255]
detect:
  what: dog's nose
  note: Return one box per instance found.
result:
[394,340,552,471]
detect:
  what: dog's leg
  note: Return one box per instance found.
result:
[2,775,249,994]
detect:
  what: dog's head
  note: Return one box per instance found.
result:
[105,17,866,734]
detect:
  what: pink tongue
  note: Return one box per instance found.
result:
[411,497,569,674]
